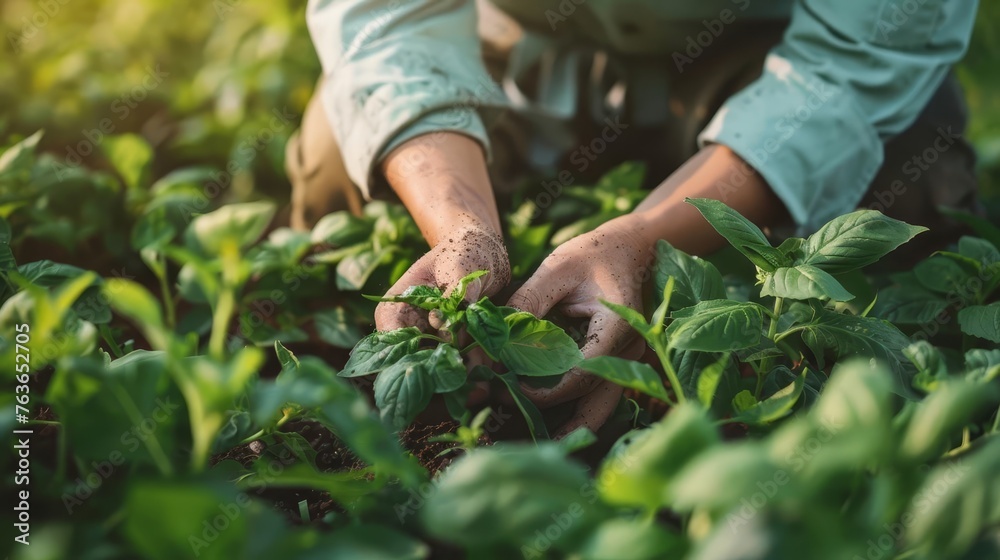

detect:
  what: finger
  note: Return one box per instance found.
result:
[374,301,431,332]
[506,262,575,318]
[374,258,434,332]
[520,370,605,408]
[553,381,623,439]
[520,309,636,407]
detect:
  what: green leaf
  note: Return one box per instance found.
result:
[730,370,806,425]
[601,299,653,339]
[103,278,168,349]
[498,311,583,376]
[274,340,299,373]
[253,356,422,484]
[102,134,153,191]
[132,204,178,251]
[784,309,910,380]
[184,201,276,255]
[495,370,550,441]
[873,284,948,324]
[175,349,264,468]
[337,246,392,290]
[47,352,175,465]
[466,299,509,360]
[249,228,312,274]
[650,276,675,333]
[685,198,785,272]
[653,240,725,310]
[801,210,926,273]
[373,351,436,429]
[449,269,489,305]
[599,404,719,510]
[731,390,758,413]
[904,341,949,392]
[668,300,765,352]
[811,359,895,433]
[0,130,42,177]
[340,327,424,377]
[696,353,730,409]
[0,217,16,272]
[310,211,373,246]
[899,380,1000,462]
[579,356,670,401]
[313,307,363,349]
[669,443,778,512]
[426,344,467,393]
[125,479,275,560]
[16,260,89,288]
[575,518,688,560]
[958,236,1000,266]
[421,444,594,548]
[781,360,896,474]
[557,427,598,453]
[304,525,430,560]
[674,350,739,414]
[905,440,1000,558]
[965,349,1000,383]
[958,303,1000,343]
[914,255,972,296]
[776,237,805,261]
[760,265,855,301]
[368,284,445,310]
[598,160,647,191]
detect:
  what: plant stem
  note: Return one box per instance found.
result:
[757,297,785,399]
[459,342,481,354]
[209,287,235,360]
[99,324,125,358]
[157,253,176,328]
[110,384,174,476]
[654,341,685,405]
[239,409,294,445]
[209,242,241,360]
[418,333,449,344]
[993,405,1000,433]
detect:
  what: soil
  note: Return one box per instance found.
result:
[211,417,492,526]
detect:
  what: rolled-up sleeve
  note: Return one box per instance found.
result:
[698,0,978,233]
[306,0,507,198]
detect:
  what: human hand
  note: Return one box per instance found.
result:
[374,226,511,333]
[506,216,652,437]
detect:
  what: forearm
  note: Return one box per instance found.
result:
[630,144,787,254]
[380,132,501,247]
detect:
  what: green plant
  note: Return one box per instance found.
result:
[419,360,1000,560]
[339,270,583,435]
[874,211,1000,347]
[577,199,924,427]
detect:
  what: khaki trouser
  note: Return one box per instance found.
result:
[286,9,980,262]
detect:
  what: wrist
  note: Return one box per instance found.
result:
[606,211,660,250]
[381,132,502,246]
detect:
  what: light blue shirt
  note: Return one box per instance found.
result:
[306,0,977,232]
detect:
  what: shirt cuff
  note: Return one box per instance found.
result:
[316,47,506,200]
[698,57,883,234]
[368,108,492,199]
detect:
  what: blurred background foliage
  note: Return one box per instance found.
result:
[1,0,999,203]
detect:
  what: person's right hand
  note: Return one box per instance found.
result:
[374,225,510,332]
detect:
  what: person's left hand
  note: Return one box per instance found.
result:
[506,215,652,437]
